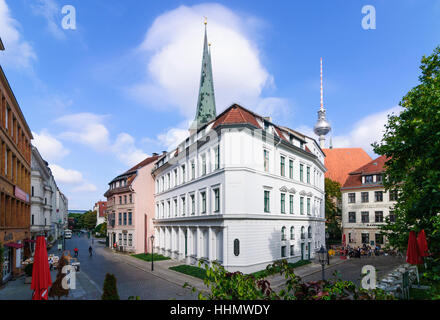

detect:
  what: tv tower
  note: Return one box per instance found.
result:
[314,58,331,148]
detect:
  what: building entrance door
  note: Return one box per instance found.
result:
[2,247,12,282]
[307,242,311,260]
[301,243,305,260]
[184,230,188,257]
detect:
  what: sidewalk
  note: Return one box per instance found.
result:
[0,269,101,300]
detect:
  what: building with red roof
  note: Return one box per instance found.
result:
[341,155,397,248]
[322,148,372,186]
[104,154,160,253]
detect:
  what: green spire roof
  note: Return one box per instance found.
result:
[190,22,216,131]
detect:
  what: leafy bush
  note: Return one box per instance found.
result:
[131,253,170,262]
[170,265,208,280]
[184,259,394,300]
[24,263,33,277]
[102,273,119,300]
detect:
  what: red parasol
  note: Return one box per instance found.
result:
[417,229,429,257]
[342,234,346,247]
[31,236,52,300]
[406,231,423,265]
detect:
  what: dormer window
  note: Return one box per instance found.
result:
[364,175,374,184]
[376,174,382,183]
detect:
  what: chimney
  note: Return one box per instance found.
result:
[152,152,158,156]
[263,116,272,123]
[162,151,167,154]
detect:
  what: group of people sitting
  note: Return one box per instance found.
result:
[340,244,382,258]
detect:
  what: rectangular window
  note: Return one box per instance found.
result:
[365,175,374,184]
[202,155,206,176]
[124,195,127,204]
[167,201,171,217]
[123,234,127,246]
[361,211,369,223]
[181,197,186,216]
[201,192,206,213]
[214,189,220,212]
[300,197,304,215]
[289,195,294,214]
[307,198,311,215]
[119,196,122,204]
[214,145,220,170]
[375,211,383,223]
[174,169,178,186]
[348,193,355,203]
[118,233,122,245]
[362,233,369,244]
[182,165,186,183]
[191,161,195,180]
[118,213,122,225]
[129,194,132,203]
[376,174,382,183]
[289,160,293,179]
[123,212,127,225]
[375,233,384,245]
[281,246,286,258]
[300,164,304,182]
[280,193,285,214]
[389,190,398,201]
[389,211,395,222]
[167,173,170,189]
[290,245,294,256]
[264,190,270,213]
[174,199,178,216]
[264,150,269,172]
[375,191,383,202]
[348,212,356,223]
[128,234,132,246]
[128,212,132,225]
[191,195,195,215]
[280,156,285,176]
[361,192,369,203]
[307,167,310,184]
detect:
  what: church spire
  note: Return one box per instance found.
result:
[190,18,217,133]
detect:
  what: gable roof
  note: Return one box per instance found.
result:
[342,155,389,189]
[323,148,372,185]
[212,104,261,129]
[125,154,159,173]
[0,37,4,51]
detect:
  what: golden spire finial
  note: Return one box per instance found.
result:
[204,16,207,25]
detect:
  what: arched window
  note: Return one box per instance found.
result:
[234,239,240,256]
[290,226,295,240]
[301,226,305,239]
[281,227,286,241]
[308,226,312,239]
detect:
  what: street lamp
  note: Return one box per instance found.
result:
[316,245,328,281]
[150,235,155,271]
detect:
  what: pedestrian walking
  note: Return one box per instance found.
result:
[88,246,93,257]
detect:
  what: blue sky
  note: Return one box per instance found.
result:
[0,0,439,209]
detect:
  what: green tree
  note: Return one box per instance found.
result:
[373,46,440,259]
[325,178,342,243]
[83,211,97,230]
[102,273,119,300]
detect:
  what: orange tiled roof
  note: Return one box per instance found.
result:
[323,148,372,185]
[125,155,159,173]
[212,104,261,129]
[342,155,390,189]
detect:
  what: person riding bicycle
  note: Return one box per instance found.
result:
[88,246,93,256]
[74,247,79,257]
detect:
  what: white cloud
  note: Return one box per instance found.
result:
[49,164,83,184]
[0,0,37,69]
[72,183,97,193]
[128,3,286,119]
[56,113,110,151]
[32,129,70,162]
[112,133,148,167]
[297,106,402,156]
[31,0,65,40]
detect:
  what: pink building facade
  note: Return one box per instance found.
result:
[104,154,159,254]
